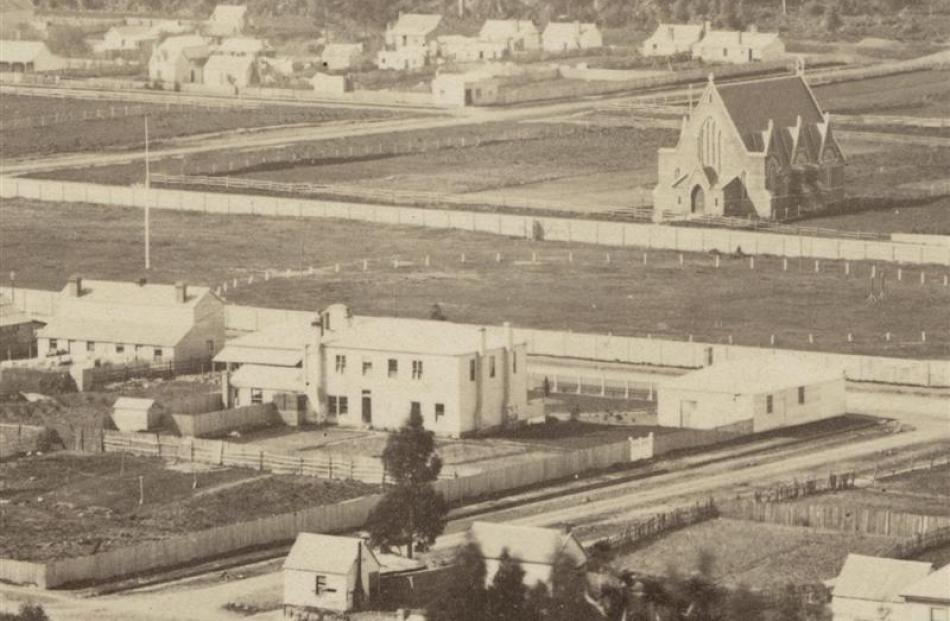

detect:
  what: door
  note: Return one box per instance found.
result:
[361,390,372,424]
[680,400,697,427]
[464,88,473,105]
[691,185,705,215]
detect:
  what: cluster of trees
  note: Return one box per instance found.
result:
[428,546,828,621]
[0,604,48,621]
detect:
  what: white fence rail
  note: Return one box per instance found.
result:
[3,178,947,266]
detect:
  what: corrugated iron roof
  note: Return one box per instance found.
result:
[900,564,950,602]
[284,533,380,573]
[37,316,191,347]
[663,356,844,394]
[833,554,933,602]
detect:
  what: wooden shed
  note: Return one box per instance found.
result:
[112,397,163,432]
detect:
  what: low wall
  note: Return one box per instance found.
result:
[721,500,950,538]
[171,403,279,437]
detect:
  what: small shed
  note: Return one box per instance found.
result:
[431,71,501,107]
[657,357,846,432]
[831,554,934,621]
[283,533,381,614]
[112,397,163,432]
[470,521,587,588]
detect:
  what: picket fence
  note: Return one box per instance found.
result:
[720,500,950,538]
[3,177,947,267]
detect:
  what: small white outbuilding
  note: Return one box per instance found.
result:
[657,357,846,432]
[112,397,164,432]
[283,533,381,614]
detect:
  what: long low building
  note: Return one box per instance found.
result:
[657,357,846,432]
[216,304,530,436]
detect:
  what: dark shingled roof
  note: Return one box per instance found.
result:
[717,75,823,150]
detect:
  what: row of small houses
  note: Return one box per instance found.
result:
[641,20,786,64]
[4,276,849,439]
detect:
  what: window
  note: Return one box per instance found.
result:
[723,47,728,56]
[116,344,125,354]
[412,360,423,380]
[339,396,348,415]
[153,348,163,362]
[328,396,348,416]
[362,359,373,376]
[410,401,421,419]
[435,403,445,420]
[335,354,346,374]
[489,356,496,378]
[314,575,326,594]
[250,388,263,405]
[328,395,337,415]
[930,608,948,621]
[49,339,57,351]
[512,352,517,374]
[469,359,476,381]
[766,395,774,414]
[86,341,96,352]
[798,386,806,405]
[388,358,398,378]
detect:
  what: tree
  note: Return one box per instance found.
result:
[487,549,528,621]
[774,583,805,621]
[366,410,448,558]
[548,550,598,621]
[727,584,766,621]
[429,303,447,321]
[524,581,550,621]
[427,541,488,621]
[679,549,724,620]
[0,604,49,621]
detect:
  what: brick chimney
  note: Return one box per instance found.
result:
[175,281,187,303]
[67,274,83,297]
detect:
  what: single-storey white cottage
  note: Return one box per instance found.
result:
[479,19,540,53]
[657,357,846,432]
[36,276,225,365]
[321,42,363,71]
[831,555,936,621]
[148,34,211,84]
[0,40,64,73]
[542,21,602,53]
[283,533,381,614]
[641,23,705,57]
[691,26,785,64]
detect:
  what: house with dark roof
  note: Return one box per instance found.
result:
[283,533,381,614]
[652,70,845,221]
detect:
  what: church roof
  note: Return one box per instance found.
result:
[717,75,824,151]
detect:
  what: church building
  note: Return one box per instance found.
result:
[652,69,845,221]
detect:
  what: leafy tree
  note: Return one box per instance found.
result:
[427,541,488,621]
[0,604,49,621]
[524,581,550,621]
[487,549,528,621]
[774,583,805,621]
[46,25,91,57]
[728,584,766,621]
[366,410,448,558]
[681,549,724,620]
[548,549,598,621]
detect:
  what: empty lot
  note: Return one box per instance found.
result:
[2,199,948,358]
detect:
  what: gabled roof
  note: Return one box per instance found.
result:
[470,522,587,567]
[56,279,210,310]
[389,13,443,36]
[833,555,933,602]
[0,0,34,12]
[0,40,49,63]
[155,34,210,60]
[716,75,824,150]
[646,23,704,43]
[284,533,380,573]
[204,52,255,76]
[543,21,599,38]
[479,19,537,41]
[663,356,844,394]
[900,564,950,602]
[216,36,264,55]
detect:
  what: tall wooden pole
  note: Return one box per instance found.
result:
[145,116,151,271]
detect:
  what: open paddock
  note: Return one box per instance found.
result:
[0,94,403,159]
[612,517,901,590]
[813,69,950,117]
[1,199,948,358]
[0,452,377,562]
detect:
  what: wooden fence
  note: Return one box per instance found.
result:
[85,357,214,389]
[0,423,50,461]
[719,500,950,538]
[593,500,719,550]
[170,403,279,438]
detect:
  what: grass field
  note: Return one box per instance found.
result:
[813,69,950,117]
[799,198,950,235]
[613,517,900,590]
[0,452,377,561]
[792,464,950,516]
[2,199,948,358]
[0,94,402,159]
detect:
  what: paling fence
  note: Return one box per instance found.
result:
[0,423,49,460]
[0,435,645,588]
[3,178,948,267]
[2,287,947,388]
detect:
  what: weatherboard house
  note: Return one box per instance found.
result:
[652,71,845,221]
[283,533,381,614]
[215,304,530,437]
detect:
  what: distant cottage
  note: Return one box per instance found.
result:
[479,19,541,53]
[148,34,211,84]
[0,40,63,73]
[691,25,785,64]
[377,13,443,70]
[652,71,845,221]
[469,521,588,588]
[541,21,602,53]
[641,23,706,57]
[36,276,225,365]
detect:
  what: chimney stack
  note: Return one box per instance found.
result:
[503,321,513,351]
[68,274,83,297]
[175,281,187,303]
[479,327,487,354]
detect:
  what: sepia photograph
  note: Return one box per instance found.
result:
[0,0,948,619]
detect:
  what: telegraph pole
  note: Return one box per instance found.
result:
[145,116,151,271]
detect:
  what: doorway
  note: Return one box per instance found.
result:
[361,390,372,424]
[691,185,705,215]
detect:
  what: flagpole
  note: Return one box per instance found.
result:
[145,115,151,271]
